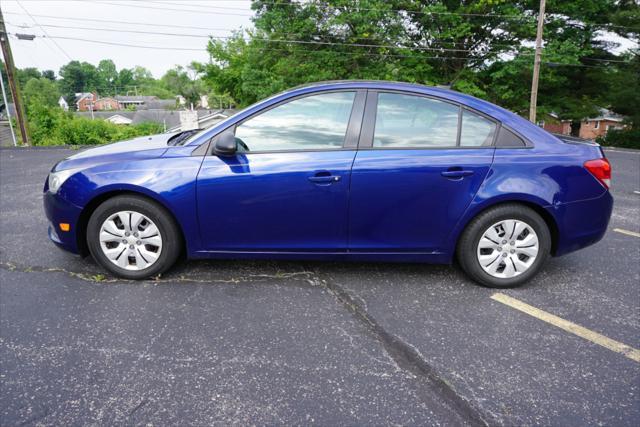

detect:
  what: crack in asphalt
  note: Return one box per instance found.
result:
[311,269,493,427]
[0,262,315,285]
[1,259,490,424]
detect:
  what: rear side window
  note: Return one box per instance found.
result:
[460,110,497,147]
[495,127,527,147]
[373,93,459,148]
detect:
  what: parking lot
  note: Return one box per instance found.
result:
[1,147,638,425]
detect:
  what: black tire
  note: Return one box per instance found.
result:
[87,195,182,280]
[456,204,551,288]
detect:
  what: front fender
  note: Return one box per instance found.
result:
[57,156,204,254]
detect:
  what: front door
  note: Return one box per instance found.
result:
[196,90,364,252]
[349,91,496,253]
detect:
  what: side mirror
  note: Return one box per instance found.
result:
[213,130,237,156]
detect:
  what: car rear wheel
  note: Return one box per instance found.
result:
[87,195,181,279]
[457,204,551,288]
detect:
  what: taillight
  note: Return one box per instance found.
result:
[584,158,612,189]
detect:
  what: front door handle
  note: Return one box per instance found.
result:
[308,171,341,184]
[441,169,474,179]
[308,175,341,183]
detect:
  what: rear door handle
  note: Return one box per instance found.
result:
[441,170,474,179]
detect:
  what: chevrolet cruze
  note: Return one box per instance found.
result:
[43,81,613,287]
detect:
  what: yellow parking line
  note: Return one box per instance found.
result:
[614,228,640,238]
[491,293,640,363]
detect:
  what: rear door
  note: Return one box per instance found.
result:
[348,91,496,253]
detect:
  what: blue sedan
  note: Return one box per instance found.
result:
[43,81,613,287]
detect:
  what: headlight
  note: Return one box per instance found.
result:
[48,168,83,194]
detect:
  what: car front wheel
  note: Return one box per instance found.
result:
[457,204,551,288]
[87,195,181,279]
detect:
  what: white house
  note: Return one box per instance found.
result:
[58,96,69,111]
[105,114,133,125]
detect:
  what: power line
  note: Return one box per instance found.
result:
[14,0,73,60]
[84,0,254,17]
[2,24,629,66]
[13,32,626,70]
[1,12,525,49]
[2,11,243,33]
[4,22,515,54]
[90,0,640,31]
[4,0,639,31]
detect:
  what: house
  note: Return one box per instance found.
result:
[578,108,625,140]
[75,92,97,111]
[105,114,133,125]
[167,110,234,132]
[540,108,626,140]
[93,97,120,111]
[58,96,69,111]
[540,113,571,135]
[115,95,158,109]
[73,108,236,133]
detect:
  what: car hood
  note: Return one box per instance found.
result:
[53,132,178,172]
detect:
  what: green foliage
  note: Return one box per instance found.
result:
[26,105,163,146]
[161,64,205,106]
[16,67,41,87]
[201,0,639,128]
[598,127,640,149]
[51,60,211,106]
[23,77,61,110]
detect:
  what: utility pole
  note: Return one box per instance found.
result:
[0,7,30,145]
[529,0,546,123]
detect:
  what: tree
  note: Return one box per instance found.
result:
[58,61,100,105]
[161,64,205,106]
[202,0,639,120]
[23,77,61,110]
[96,59,119,95]
[41,70,56,81]
[16,67,41,87]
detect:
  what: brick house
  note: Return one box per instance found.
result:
[75,92,97,111]
[540,114,571,135]
[541,108,626,140]
[93,97,120,111]
[578,109,625,140]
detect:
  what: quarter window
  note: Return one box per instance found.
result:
[373,93,459,148]
[234,91,356,152]
[460,109,497,147]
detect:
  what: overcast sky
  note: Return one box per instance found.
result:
[1,0,637,78]
[1,0,254,77]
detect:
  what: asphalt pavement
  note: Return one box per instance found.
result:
[1,146,638,425]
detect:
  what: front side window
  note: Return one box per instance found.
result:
[373,93,459,148]
[234,91,356,152]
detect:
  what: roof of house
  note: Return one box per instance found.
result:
[105,114,133,124]
[115,95,158,103]
[73,109,228,130]
[166,109,237,132]
[143,99,176,110]
[74,92,94,102]
[588,108,624,123]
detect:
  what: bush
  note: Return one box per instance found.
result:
[26,105,164,146]
[597,127,639,150]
